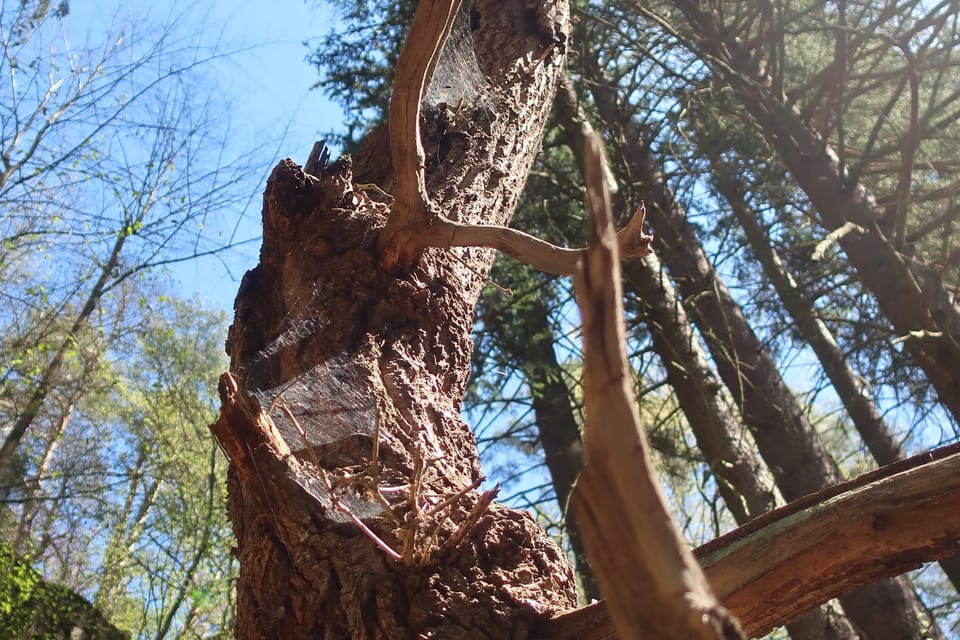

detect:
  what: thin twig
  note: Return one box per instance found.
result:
[445,486,499,551]
[279,401,403,561]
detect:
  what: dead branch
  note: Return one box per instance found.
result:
[571,131,741,640]
[419,207,652,276]
[375,0,651,275]
[534,443,960,639]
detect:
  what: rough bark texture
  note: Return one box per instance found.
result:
[213,2,578,637]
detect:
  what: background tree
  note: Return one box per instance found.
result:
[1,2,261,636]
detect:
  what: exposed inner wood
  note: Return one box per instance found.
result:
[572,132,742,640]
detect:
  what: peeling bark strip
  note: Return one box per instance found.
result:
[211,1,581,637]
[572,133,742,640]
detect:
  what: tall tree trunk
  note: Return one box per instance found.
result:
[153,445,221,640]
[553,72,777,523]
[716,168,960,598]
[13,391,79,552]
[674,0,960,600]
[587,67,840,496]
[625,242,862,640]
[642,137,937,640]
[585,60,942,638]
[716,175,904,466]
[502,294,598,600]
[626,255,779,521]
[669,0,960,427]
[211,2,578,636]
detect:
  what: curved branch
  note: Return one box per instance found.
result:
[379,0,461,272]
[416,203,652,277]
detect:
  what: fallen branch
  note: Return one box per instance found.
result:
[534,443,960,639]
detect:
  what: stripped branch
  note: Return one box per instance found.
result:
[379,0,461,272]
[376,0,652,276]
[572,132,741,640]
[406,204,652,276]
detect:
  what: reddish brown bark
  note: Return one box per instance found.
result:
[211,2,578,637]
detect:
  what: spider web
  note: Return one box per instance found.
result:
[425,3,496,113]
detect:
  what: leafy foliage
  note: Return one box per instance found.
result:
[0,3,251,636]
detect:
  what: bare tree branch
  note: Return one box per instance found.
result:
[572,132,741,640]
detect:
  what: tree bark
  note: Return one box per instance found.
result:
[211,2,579,637]
[556,64,851,637]
[623,256,862,640]
[713,171,960,593]
[714,172,904,467]
[674,0,960,607]
[625,254,778,523]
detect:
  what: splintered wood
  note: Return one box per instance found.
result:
[572,132,743,640]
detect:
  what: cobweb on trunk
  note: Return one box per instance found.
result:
[425,3,496,115]
[235,3,499,473]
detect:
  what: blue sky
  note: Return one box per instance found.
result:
[177,0,345,311]
[64,0,347,313]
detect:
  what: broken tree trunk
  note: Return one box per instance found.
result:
[210,1,580,636]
